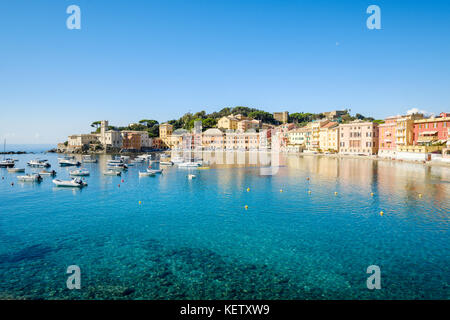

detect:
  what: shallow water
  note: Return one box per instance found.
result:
[0,152,449,299]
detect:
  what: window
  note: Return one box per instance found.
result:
[434,123,437,128]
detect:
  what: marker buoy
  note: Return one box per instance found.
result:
[118,184,120,188]
[380,211,384,216]
[244,205,248,210]
[246,188,250,192]
[306,178,310,181]
[370,193,374,196]
[11,182,14,186]
[419,194,422,198]
[334,192,338,195]
[308,190,311,194]
[280,189,283,193]
[139,201,142,205]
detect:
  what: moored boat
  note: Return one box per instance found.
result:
[52,178,87,188]
[147,168,163,174]
[0,159,15,168]
[177,162,201,168]
[104,170,121,176]
[188,174,196,179]
[82,155,97,163]
[160,161,174,166]
[17,174,42,182]
[70,169,90,176]
[59,158,81,166]
[7,167,25,173]
[27,159,51,168]
[39,170,57,176]
[139,171,155,177]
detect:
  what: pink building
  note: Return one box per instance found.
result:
[378,116,400,157]
[338,121,379,155]
[413,112,450,145]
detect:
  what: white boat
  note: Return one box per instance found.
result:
[188,174,196,179]
[104,170,121,176]
[70,169,90,176]
[7,167,25,173]
[39,170,57,176]
[107,163,128,170]
[177,162,201,168]
[136,154,152,161]
[160,154,169,159]
[53,178,87,188]
[82,155,97,163]
[17,174,42,182]
[131,158,145,163]
[139,171,155,177]
[171,156,185,164]
[147,168,163,174]
[160,161,174,166]
[27,159,51,168]
[59,158,81,166]
[0,159,15,168]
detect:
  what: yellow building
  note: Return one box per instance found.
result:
[310,120,330,151]
[217,116,239,130]
[319,122,339,152]
[273,111,289,124]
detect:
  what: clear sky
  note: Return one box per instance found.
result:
[1,0,449,144]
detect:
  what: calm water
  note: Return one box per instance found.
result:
[0,152,449,299]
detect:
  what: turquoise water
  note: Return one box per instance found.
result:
[0,152,449,299]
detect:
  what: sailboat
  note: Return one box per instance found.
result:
[0,139,15,168]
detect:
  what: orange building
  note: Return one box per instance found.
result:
[122,132,141,150]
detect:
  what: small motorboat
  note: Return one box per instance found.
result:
[39,170,57,176]
[59,158,81,166]
[160,161,174,166]
[139,171,155,177]
[187,174,196,179]
[27,159,51,168]
[70,169,90,176]
[104,170,121,176]
[7,167,25,173]
[53,178,87,188]
[17,174,42,182]
[147,168,163,174]
[107,162,128,170]
[82,155,97,163]
[136,154,151,161]
[0,159,15,168]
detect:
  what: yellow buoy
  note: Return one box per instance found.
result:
[247,188,250,192]
[244,205,248,210]
[419,194,423,198]
[334,192,338,195]
[370,193,374,196]
[139,201,142,205]
[308,190,311,194]
[380,211,384,216]
[280,189,283,193]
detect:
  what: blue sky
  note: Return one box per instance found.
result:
[0,0,449,144]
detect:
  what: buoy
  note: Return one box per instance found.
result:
[280,189,283,193]
[246,188,250,192]
[122,179,124,183]
[118,184,120,188]
[139,201,142,205]
[370,193,374,196]
[334,192,338,195]
[306,178,310,181]
[11,182,14,186]
[308,190,311,194]
[244,205,248,210]
[419,194,422,198]
[380,211,384,216]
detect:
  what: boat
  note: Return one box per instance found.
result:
[70,169,90,176]
[160,161,174,166]
[177,162,201,168]
[0,140,16,168]
[104,170,121,176]
[146,168,163,174]
[27,159,51,168]
[188,174,196,179]
[139,171,155,177]
[107,162,128,170]
[171,156,185,164]
[7,167,25,173]
[59,158,81,166]
[136,154,152,161]
[17,174,42,182]
[39,170,57,176]
[82,155,97,163]
[52,178,87,188]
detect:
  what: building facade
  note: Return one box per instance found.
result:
[273,111,289,124]
[318,122,339,152]
[339,121,379,155]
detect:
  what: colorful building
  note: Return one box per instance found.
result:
[217,115,239,130]
[121,132,141,150]
[310,120,330,151]
[339,121,379,155]
[318,121,339,152]
[202,128,224,150]
[413,113,450,146]
[273,111,289,124]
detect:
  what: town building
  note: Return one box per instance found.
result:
[413,112,449,146]
[339,121,379,155]
[273,111,289,124]
[323,110,347,121]
[121,132,141,150]
[310,120,330,151]
[318,122,339,152]
[217,115,239,130]
[237,119,262,131]
[202,128,224,150]
[68,134,99,148]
